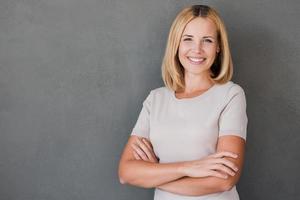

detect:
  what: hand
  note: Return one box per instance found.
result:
[131,137,159,163]
[181,151,239,179]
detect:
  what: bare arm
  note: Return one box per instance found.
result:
[157,135,246,196]
[118,135,186,188]
[126,136,240,192]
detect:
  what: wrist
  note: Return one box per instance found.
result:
[176,161,189,176]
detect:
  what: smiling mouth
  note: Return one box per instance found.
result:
[187,57,206,64]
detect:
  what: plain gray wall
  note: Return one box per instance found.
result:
[0,0,299,199]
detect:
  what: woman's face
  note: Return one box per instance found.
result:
[178,17,220,77]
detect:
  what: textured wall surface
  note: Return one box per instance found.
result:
[0,0,299,200]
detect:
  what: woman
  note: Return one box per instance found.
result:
[118,5,248,200]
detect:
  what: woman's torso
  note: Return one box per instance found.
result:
[148,81,241,200]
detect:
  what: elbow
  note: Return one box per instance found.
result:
[222,183,234,192]
[118,172,152,188]
[118,170,126,185]
[119,177,126,185]
[119,172,131,185]
[118,173,154,188]
[219,172,241,192]
[118,162,128,185]
[118,160,156,188]
[118,166,129,185]
[220,180,236,192]
[118,165,152,188]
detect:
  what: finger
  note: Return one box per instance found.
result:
[211,151,238,159]
[212,151,237,158]
[141,138,158,161]
[211,164,236,176]
[131,143,148,160]
[136,138,156,161]
[139,138,153,152]
[133,151,141,160]
[208,170,229,179]
[133,142,157,163]
[142,138,153,149]
[133,147,156,163]
[214,158,239,172]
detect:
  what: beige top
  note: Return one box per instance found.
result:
[130,81,248,200]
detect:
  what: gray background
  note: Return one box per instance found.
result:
[0,0,299,199]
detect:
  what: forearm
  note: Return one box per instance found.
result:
[119,160,185,188]
[157,136,246,196]
[157,176,230,196]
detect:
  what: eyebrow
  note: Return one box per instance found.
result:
[182,34,215,39]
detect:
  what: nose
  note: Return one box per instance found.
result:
[192,40,204,53]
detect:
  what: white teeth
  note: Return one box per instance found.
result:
[188,57,205,62]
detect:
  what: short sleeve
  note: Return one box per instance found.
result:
[130,91,152,139]
[218,85,248,140]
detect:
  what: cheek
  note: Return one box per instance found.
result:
[211,50,218,59]
[179,43,190,52]
[178,44,189,58]
[178,48,187,65]
[206,47,217,58]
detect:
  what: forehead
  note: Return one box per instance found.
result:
[182,17,217,37]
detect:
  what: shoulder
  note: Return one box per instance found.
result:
[221,82,247,111]
[149,86,171,98]
[216,81,246,97]
[143,86,171,106]
[212,81,247,108]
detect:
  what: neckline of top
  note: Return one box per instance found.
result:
[171,83,218,102]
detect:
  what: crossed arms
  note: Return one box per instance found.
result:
[118,135,245,196]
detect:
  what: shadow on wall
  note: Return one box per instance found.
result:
[230,14,300,199]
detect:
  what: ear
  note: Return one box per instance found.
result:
[216,45,220,53]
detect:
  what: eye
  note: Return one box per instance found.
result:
[203,39,213,43]
[183,38,192,41]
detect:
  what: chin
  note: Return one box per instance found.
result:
[184,65,210,74]
[184,69,207,76]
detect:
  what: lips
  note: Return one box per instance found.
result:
[187,57,206,64]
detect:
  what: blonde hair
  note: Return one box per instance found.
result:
[161,5,233,91]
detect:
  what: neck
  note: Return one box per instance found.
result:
[183,71,215,93]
